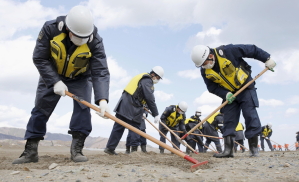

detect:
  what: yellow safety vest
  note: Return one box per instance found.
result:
[124,73,151,105]
[262,127,272,137]
[204,48,249,92]
[235,122,244,131]
[166,106,183,127]
[206,112,220,130]
[50,33,92,78]
[184,118,202,129]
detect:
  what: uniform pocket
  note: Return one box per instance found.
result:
[249,88,259,107]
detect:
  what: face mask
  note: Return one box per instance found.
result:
[178,111,184,114]
[202,61,215,69]
[70,34,89,46]
[153,78,159,84]
[196,113,201,117]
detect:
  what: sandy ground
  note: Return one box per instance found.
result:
[0,145,299,182]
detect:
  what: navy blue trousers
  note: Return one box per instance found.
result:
[222,88,262,139]
[25,77,92,139]
[158,123,180,150]
[260,137,273,150]
[106,114,141,150]
[126,129,146,146]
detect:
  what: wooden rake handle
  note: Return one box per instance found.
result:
[182,68,269,140]
[65,91,206,167]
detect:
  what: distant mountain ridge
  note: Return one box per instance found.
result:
[0,127,127,149]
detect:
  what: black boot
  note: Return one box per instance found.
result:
[141,145,147,153]
[131,146,138,152]
[160,149,164,154]
[125,146,130,154]
[234,147,237,153]
[104,148,118,155]
[216,144,222,153]
[203,146,208,153]
[186,147,191,154]
[241,147,245,153]
[69,131,88,162]
[12,137,43,164]
[213,136,234,158]
[248,135,259,157]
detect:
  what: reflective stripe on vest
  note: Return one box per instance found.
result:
[166,106,183,127]
[204,48,249,92]
[235,122,244,131]
[50,33,92,78]
[262,127,272,137]
[124,73,151,105]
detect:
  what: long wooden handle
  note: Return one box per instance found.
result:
[234,141,248,150]
[158,121,198,154]
[144,117,182,152]
[182,68,269,139]
[173,130,223,139]
[65,91,203,165]
[143,107,198,154]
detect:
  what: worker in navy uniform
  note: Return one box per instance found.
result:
[260,123,273,151]
[191,44,276,158]
[184,107,204,154]
[104,66,164,155]
[159,101,188,154]
[125,109,148,154]
[203,112,224,153]
[234,122,245,153]
[12,5,110,164]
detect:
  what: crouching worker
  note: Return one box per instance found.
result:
[159,101,188,154]
[184,107,205,154]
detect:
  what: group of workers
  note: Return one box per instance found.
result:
[13,5,280,165]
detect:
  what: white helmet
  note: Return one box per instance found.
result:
[65,5,94,38]
[191,45,210,67]
[152,66,164,79]
[267,122,272,129]
[178,101,188,112]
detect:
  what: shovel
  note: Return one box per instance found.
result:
[182,68,269,140]
[173,130,223,139]
[65,91,208,171]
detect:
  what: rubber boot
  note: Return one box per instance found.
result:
[125,146,130,154]
[213,136,234,158]
[160,149,164,154]
[216,144,223,153]
[203,146,208,153]
[248,135,259,157]
[104,148,118,155]
[131,146,138,152]
[69,131,88,162]
[234,147,237,153]
[186,147,191,154]
[241,147,245,153]
[12,137,43,164]
[141,145,147,153]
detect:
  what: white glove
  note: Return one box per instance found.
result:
[154,115,161,124]
[265,58,276,70]
[265,137,269,139]
[143,113,147,118]
[53,80,68,96]
[96,100,110,119]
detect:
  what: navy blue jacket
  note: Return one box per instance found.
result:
[33,16,110,105]
[160,105,186,132]
[114,76,159,124]
[201,44,270,100]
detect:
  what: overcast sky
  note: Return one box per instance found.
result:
[1,0,299,151]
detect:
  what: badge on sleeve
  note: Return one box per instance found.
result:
[38,30,44,40]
